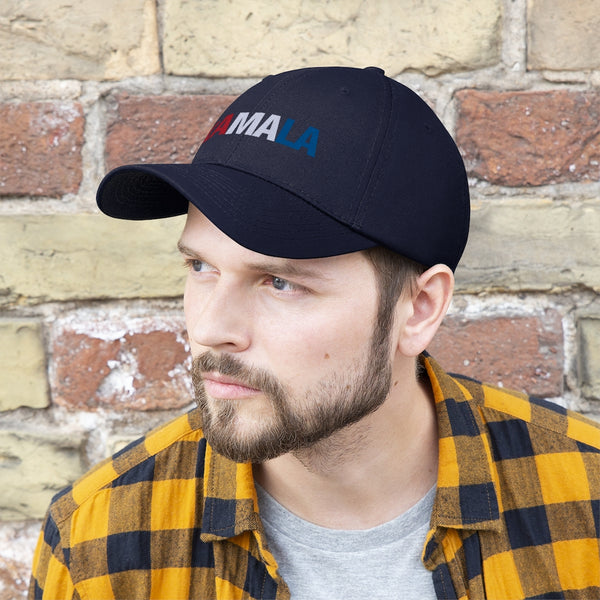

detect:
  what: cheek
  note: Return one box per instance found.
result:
[268,306,376,382]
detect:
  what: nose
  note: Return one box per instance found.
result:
[185,277,251,353]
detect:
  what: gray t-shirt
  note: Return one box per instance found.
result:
[256,484,437,599]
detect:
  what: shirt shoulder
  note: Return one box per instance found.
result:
[455,373,600,452]
[423,355,600,599]
[49,408,207,526]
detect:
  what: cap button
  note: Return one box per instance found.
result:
[365,66,385,75]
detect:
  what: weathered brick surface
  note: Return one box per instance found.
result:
[455,199,600,293]
[105,94,237,171]
[528,0,600,71]
[51,317,192,411]
[0,320,49,410]
[0,523,39,598]
[0,430,84,519]
[428,311,564,397]
[162,0,501,77]
[0,0,159,80]
[0,102,84,196]
[0,554,29,599]
[0,214,186,305]
[577,317,600,400]
[456,90,600,186]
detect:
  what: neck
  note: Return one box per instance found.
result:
[253,362,438,530]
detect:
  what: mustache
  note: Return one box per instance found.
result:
[192,351,286,398]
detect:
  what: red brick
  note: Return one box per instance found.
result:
[52,318,192,411]
[428,311,563,397]
[0,101,84,196]
[456,90,600,186]
[105,94,237,170]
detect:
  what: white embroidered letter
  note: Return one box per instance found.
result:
[252,114,281,141]
[226,112,266,136]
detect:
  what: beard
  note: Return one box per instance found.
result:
[191,321,394,463]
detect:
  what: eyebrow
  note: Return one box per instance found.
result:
[177,241,201,258]
[177,240,331,281]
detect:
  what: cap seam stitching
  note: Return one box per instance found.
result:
[351,74,393,230]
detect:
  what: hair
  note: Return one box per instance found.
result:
[362,246,426,350]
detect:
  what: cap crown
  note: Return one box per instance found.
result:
[96,66,469,270]
[195,67,469,269]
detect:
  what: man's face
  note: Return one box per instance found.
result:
[179,205,396,463]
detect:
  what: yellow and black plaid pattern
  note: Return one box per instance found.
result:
[422,354,600,599]
[30,354,600,599]
[30,410,287,600]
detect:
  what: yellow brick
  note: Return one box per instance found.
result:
[0,0,159,80]
[0,214,186,306]
[0,320,49,410]
[578,318,600,400]
[528,0,600,70]
[456,199,600,293]
[0,430,83,520]
[163,0,501,77]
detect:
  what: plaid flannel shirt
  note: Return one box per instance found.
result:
[31,354,600,599]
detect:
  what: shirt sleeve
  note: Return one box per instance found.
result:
[29,512,77,600]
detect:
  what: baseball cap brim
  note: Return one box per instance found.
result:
[97,163,378,259]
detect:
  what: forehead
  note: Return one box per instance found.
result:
[179,204,373,278]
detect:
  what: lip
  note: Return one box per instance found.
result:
[201,372,262,399]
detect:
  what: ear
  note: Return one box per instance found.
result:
[395,264,454,357]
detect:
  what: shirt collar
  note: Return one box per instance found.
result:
[422,353,501,531]
[199,443,283,583]
[200,443,260,541]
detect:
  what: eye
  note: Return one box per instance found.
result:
[268,276,307,294]
[184,258,214,273]
[272,276,292,291]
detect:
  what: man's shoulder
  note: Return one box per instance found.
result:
[453,372,600,452]
[48,408,207,525]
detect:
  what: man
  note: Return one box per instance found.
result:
[31,66,600,599]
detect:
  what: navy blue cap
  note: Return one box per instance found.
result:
[97,66,469,270]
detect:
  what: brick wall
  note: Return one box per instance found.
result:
[1,0,600,595]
